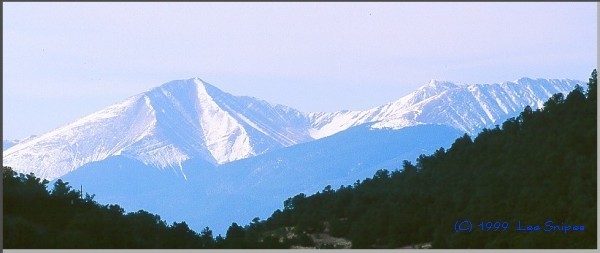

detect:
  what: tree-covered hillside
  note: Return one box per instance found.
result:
[237,70,597,248]
[3,167,212,248]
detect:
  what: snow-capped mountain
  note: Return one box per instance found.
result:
[3,76,584,234]
[3,77,581,181]
[309,78,581,138]
[3,78,312,180]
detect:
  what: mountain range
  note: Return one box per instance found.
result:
[3,77,582,234]
[3,77,580,180]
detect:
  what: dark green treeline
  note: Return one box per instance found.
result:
[244,69,597,248]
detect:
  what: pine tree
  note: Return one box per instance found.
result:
[587,69,597,99]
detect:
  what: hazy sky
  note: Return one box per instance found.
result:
[3,2,597,140]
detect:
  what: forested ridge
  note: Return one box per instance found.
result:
[3,70,597,249]
[3,168,211,248]
[242,69,597,248]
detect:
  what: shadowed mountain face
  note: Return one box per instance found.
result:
[61,123,463,235]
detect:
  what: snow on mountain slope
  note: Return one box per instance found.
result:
[3,78,312,180]
[3,94,158,180]
[309,78,581,138]
[201,82,312,156]
[4,77,582,181]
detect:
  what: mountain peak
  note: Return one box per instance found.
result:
[426,79,460,87]
[418,80,462,96]
[191,77,215,89]
[512,77,541,85]
[156,77,213,91]
[148,78,229,108]
[427,79,444,86]
[399,79,461,106]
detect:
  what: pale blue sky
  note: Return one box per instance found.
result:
[3,2,597,140]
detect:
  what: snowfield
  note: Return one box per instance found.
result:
[3,77,581,181]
